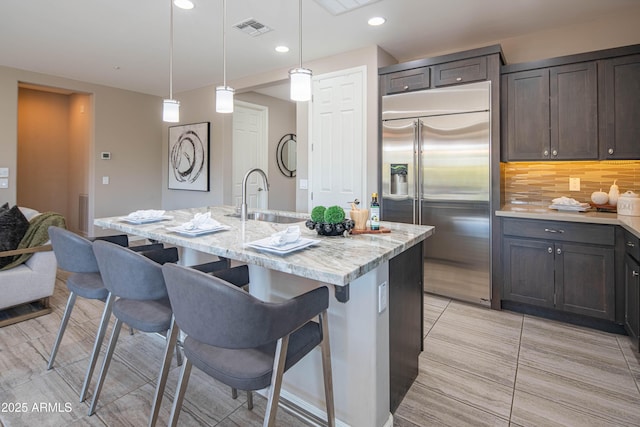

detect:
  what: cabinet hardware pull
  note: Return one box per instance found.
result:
[608,148,614,155]
[544,228,564,233]
[556,248,562,255]
[548,247,553,253]
[633,271,639,277]
[552,149,558,156]
[543,150,549,156]
[403,85,410,91]
[627,242,635,247]
[456,77,462,81]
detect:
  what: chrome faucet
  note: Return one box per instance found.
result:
[241,168,270,221]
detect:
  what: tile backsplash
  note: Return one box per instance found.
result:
[502,161,640,206]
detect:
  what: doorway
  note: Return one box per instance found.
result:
[17,84,92,234]
[232,100,269,209]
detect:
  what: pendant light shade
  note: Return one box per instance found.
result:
[290,0,312,102]
[289,67,312,101]
[216,0,234,113]
[163,0,180,122]
[216,86,234,113]
[163,99,180,122]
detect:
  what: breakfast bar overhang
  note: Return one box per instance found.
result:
[95,206,434,427]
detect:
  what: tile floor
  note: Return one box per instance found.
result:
[1,273,640,426]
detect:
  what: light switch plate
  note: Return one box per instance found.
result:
[299,179,308,190]
[569,177,580,191]
[0,167,8,177]
[378,281,387,313]
[0,178,8,188]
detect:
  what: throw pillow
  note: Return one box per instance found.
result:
[0,205,30,269]
[0,202,8,213]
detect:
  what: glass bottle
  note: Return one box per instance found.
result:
[370,192,380,230]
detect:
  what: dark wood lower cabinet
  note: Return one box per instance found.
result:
[624,253,640,350]
[502,219,615,322]
[389,242,423,413]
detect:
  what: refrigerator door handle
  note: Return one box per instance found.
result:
[413,120,419,225]
[416,120,423,225]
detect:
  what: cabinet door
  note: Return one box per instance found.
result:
[624,253,640,348]
[600,54,640,159]
[433,57,487,87]
[556,243,615,320]
[550,62,598,160]
[381,67,430,95]
[506,69,550,160]
[503,237,554,307]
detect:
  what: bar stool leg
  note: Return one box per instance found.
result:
[88,317,123,416]
[149,317,179,427]
[80,293,115,402]
[47,292,77,370]
[319,311,335,427]
[169,359,193,427]
[264,335,290,427]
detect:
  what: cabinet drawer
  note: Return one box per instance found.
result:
[433,57,487,86]
[381,67,430,95]
[502,218,615,246]
[623,229,640,261]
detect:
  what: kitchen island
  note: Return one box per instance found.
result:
[94,205,434,427]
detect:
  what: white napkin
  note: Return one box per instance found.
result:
[126,209,165,220]
[182,212,220,230]
[551,197,583,206]
[270,226,301,246]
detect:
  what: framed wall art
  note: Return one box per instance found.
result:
[168,122,210,191]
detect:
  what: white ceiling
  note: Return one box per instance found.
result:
[1,0,638,97]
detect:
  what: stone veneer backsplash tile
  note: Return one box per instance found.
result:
[502,161,640,206]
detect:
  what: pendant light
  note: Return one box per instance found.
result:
[289,0,312,102]
[216,0,234,113]
[163,0,180,122]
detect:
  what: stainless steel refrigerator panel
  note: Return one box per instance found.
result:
[382,81,490,121]
[420,112,490,202]
[422,201,491,304]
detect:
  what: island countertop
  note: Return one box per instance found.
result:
[94,205,434,287]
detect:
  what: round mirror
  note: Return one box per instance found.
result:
[276,133,296,177]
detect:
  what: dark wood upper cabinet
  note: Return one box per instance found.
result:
[599,54,640,159]
[381,67,430,95]
[550,62,598,160]
[432,56,487,87]
[505,69,550,160]
[504,63,598,161]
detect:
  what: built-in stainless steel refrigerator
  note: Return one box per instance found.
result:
[381,81,491,305]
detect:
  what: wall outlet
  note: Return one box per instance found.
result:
[569,177,580,191]
[0,178,8,188]
[378,281,387,313]
[102,176,110,185]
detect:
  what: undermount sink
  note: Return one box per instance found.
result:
[247,212,305,224]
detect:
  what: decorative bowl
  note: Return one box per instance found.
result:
[305,219,355,236]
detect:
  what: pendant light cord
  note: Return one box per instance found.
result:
[222,0,227,86]
[169,0,174,99]
[298,0,302,68]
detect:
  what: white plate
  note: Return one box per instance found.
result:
[246,237,319,255]
[166,225,230,236]
[548,204,590,212]
[119,215,173,224]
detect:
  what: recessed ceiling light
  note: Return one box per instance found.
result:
[275,46,290,53]
[173,0,194,10]
[368,16,386,26]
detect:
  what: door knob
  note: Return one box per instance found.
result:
[258,188,264,192]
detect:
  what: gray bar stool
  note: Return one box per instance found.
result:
[46,226,163,403]
[88,240,180,426]
[162,263,335,427]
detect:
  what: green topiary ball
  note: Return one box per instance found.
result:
[324,205,345,224]
[311,206,326,223]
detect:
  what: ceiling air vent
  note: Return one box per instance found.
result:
[233,18,273,37]
[313,0,382,16]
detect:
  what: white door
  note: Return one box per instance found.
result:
[310,66,366,211]
[232,101,268,209]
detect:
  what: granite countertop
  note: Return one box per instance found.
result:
[94,205,434,286]
[497,204,640,238]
